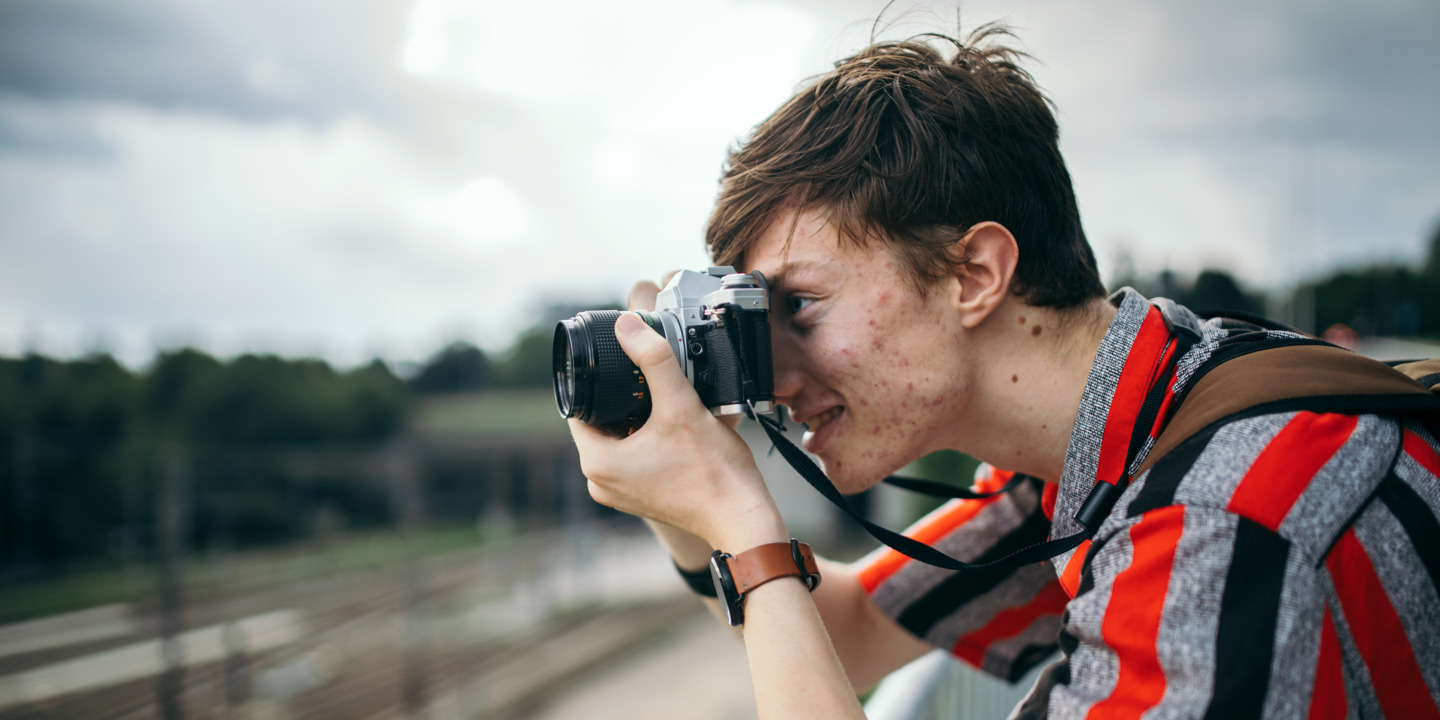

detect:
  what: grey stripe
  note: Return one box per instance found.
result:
[1107,466,1156,531]
[1322,572,1382,720]
[1278,414,1397,555]
[1169,320,1230,392]
[1396,420,1440,516]
[1171,412,1293,510]
[1048,519,1135,717]
[870,481,1043,619]
[1053,289,1151,541]
[1261,532,1326,720]
[1350,500,1440,700]
[923,560,1059,650]
[980,612,1063,680]
[1145,508,1237,720]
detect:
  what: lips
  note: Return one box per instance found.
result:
[800,406,845,453]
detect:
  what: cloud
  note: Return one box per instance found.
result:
[0,0,416,126]
[0,0,1436,365]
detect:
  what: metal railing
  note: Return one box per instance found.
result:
[865,650,1046,720]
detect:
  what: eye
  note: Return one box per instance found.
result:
[786,295,815,315]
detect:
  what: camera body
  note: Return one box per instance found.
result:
[553,266,775,430]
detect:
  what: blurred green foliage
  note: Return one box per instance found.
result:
[1304,225,1440,336]
[1114,223,1440,337]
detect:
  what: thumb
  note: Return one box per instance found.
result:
[614,312,694,406]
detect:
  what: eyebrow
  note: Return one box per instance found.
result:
[764,260,829,292]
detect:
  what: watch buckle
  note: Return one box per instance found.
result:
[791,538,818,591]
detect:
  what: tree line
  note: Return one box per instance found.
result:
[5,223,1439,579]
[0,307,592,578]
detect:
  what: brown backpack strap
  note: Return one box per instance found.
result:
[1135,344,1440,477]
[1393,358,1440,394]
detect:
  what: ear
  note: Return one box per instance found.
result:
[951,222,1019,328]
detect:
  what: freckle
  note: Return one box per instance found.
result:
[1011,374,1018,383]
[1042,424,1047,429]
[1018,316,1026,324]
[1015,450,1022,457]
[1032,325,1042,337]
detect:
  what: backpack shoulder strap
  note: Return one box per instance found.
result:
[1392,358,1440,394]
[1135,343,1440,477]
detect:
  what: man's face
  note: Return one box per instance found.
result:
[743,209,973,493]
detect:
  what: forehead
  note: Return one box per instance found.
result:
[741,209,879,286]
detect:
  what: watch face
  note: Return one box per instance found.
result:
[710,552,743,626]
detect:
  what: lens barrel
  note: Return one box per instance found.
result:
[553,310,664,428]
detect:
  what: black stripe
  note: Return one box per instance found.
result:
[1125,354,1177,471]
[1008,643,1059,683]
[895,504,1054,638]
[1377,472,1440,603]
[1202,518,1291,720]
[1127,424,1221,518]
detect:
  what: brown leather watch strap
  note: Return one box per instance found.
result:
[729,541,820,594]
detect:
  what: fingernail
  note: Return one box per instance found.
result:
[614,312,645,338]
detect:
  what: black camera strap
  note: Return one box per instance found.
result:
[751,413,1100,572]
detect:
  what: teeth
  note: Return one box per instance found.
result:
[804,406,844,432]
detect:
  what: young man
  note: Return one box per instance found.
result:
[570,30,1440,719]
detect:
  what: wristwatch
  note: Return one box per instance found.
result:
[709,539,821,626]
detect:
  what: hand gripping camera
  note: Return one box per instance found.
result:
[553,267,775,431]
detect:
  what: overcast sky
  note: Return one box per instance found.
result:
[1,0,1437,367]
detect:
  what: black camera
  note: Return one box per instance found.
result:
[553,266,775,431]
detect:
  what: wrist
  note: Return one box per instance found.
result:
[708,509,788,553]
[700,469,785,553]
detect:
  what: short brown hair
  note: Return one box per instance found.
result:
[706,26,1106,308]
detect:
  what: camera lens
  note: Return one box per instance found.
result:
[553,310,666,427]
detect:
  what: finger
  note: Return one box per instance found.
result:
[613,312,697,409]
[659,269,681,288]
[628,281,660,312]
[567,417,615,457]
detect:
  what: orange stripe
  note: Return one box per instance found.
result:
[1085,506,1186,720]
[1227,413,1359,531]
[1059,539,1092,598]
[858,493,1004,593]
[1306,605,1348,720]
[952,580,1070,666]
[1326,529,1440,720]
[1096,309,1170,483]
[1403,429,1440,477]
[1041,482,1059,521]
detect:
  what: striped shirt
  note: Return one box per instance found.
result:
[858,288,1440,718]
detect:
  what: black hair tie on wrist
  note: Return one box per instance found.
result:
[674,560,718,597]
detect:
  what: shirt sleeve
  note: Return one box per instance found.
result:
[857,465,1067,682]
[1045,504,1328,719]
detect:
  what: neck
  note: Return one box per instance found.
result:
[951,296,1116,483]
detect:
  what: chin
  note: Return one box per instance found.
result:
[819,453,897,496]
